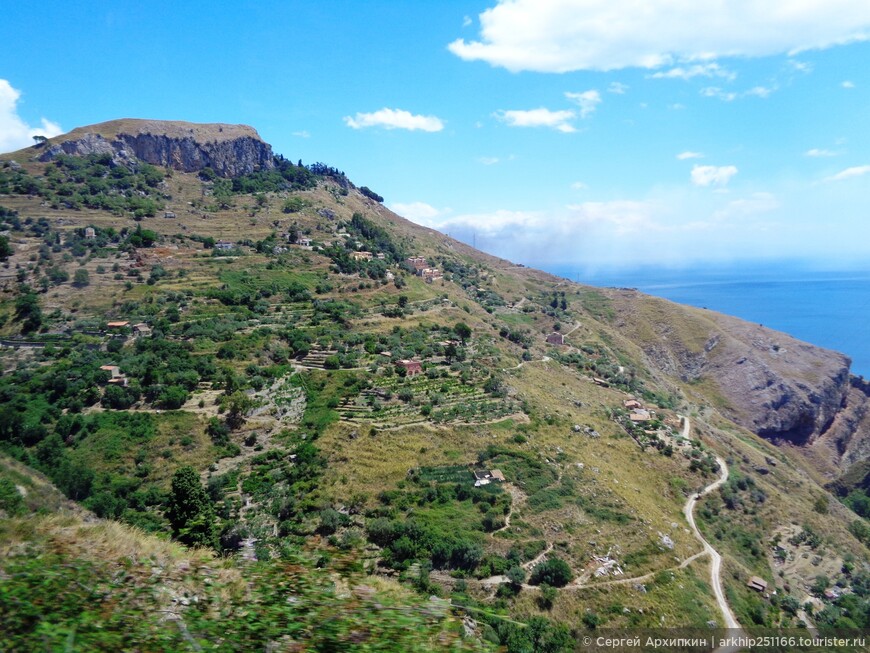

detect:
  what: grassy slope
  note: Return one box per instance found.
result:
[1,137,868,640]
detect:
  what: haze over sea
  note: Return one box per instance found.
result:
[542,263,870,379]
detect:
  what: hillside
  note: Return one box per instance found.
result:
[1,120,869,650]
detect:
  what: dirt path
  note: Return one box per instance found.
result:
[679,414,743,647]
[502,356,550,372]
[490,484,525,536]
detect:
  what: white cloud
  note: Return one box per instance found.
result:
[745,85,776,98]
[477,156,500,165]
[570,181,588,190]
[608,81,629,94]
[463,15,472,27]
[677,151,704,160]
[494,108,576,132]
[0,79,63,154]
[805,148,837,157]
[448,0,870,73]
[565,90,601,118]
[649,63,736,81]
[292,130,310,138]
[343,108,444,132]
[701,87,738,102]
[824,165,870,182]
[842,80,856,88]
[691,164,738,187]
[390,201,449,225]
[701,84,777,101]
[787,59,814,73]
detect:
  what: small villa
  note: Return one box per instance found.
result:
[99,364,129,386]
[214,240,235,252]
[106,321,129,329]
[99,365,122,378]
[84,227,96,239]
[546,332,565,345]
[351,251,373,261]
[396,359,423,376]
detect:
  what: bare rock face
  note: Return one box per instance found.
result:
[607,291,854,448]
[37,119,274,177]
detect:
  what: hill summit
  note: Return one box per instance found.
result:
[29,118,274,177]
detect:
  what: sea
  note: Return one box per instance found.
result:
[541,264,870,379]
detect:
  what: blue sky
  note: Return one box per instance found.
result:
[1,0,869,271]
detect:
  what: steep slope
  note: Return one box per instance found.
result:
[603,290,870,477]
[2,119,869,647]
[6,118,274,177]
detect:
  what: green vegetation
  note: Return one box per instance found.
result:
[1,154,166,217]
[0,137,866,653]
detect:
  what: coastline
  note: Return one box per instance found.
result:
[539,264,870,379]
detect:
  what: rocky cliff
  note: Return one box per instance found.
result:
[606,290,867,476]
[35,119,274,177]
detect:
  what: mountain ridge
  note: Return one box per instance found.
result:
[1,118,869,648]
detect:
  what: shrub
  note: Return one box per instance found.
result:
[529,557,573,587]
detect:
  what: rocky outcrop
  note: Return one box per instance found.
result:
[37,119,273,177]
[607,291,855,448]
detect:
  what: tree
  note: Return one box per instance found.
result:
[0,477,24,516]
[454,322,472,344]
[32,135,48,146]
[225,391,253,429]
[165,466,217,548]
[529,557,573,587]
[507,565,526,588]
[15,289,42,334]
[0,235,12,260]
[73,268,90,288]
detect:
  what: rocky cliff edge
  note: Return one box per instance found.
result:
[34,119,274,177]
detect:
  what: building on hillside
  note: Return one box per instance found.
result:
[375,252,385,260]
[351,251,373,261]
[546,332,565,345]
[214,240,235,252]
[106,321,130,329]
[99,365,122,378]
[296,237,312,247]
[624,399,643,410]
[629,409,652,422]
[84,227,96,239]
[164,211,177,219]
[396,359,423,376]
[133,323,152,337]
[747,576,768,593]
[406,256,427,270]
[420,268,442,283]
[473,469,506,487]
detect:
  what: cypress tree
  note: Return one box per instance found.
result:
[166,466,216,548]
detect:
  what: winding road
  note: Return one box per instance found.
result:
[446,414,743,643]
[679,416,744,650]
